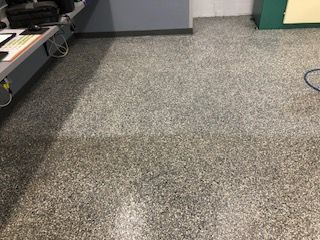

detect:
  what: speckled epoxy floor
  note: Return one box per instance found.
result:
[1,16,320,239]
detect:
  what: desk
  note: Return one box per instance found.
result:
[0,1,85,82]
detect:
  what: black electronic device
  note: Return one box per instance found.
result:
[0,22,7,29]
[6,0,75,14]
[28,24,41,32]
[51,0,74,14]
[21,27,49,35]
[5,0,29,6]
[6,1,59,28]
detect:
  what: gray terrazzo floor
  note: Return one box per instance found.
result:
[1,16,320,239]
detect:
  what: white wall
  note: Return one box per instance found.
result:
[192,0,254,17]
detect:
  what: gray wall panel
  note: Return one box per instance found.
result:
[77,0,190,32]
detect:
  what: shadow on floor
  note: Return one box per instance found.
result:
[0,36,113,231]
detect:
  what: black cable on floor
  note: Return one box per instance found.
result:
[304,69,320,92]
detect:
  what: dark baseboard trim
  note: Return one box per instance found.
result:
[75,28,193,38]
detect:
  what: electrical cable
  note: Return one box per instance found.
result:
[62,15,76,32]
[0,92,12,108]
[47,31,69,58]
[43,12,76,59]
[0,78,12,108]
[40,15,76,32]
[304,68,320,92]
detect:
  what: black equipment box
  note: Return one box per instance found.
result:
[6,1,59,28]
[51,0,75,14]
[6,0,75,14]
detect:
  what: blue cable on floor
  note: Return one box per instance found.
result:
[304,69,320,92]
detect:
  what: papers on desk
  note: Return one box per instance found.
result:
[0,34,15,46]
[0,34,42,62]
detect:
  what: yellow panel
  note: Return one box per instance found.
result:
[284,0,320,24]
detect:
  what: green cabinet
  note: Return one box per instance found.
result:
[253,0,320,29]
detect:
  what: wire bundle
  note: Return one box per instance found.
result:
[47,31,69,58]
[0,92,12,107]
[0,78,12,108]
